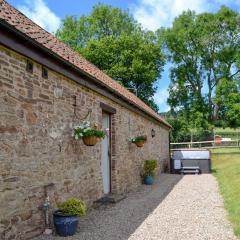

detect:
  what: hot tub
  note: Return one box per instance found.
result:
[171,149,211,174]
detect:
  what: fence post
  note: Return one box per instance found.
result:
[190,131,193,148]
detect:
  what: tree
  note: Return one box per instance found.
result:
[215,78,240,128]
[163,6,240,127]
[56,4,165,111]
[166,108,214,142]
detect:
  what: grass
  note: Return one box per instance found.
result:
[214,127,240,133]
[211,148,240,238]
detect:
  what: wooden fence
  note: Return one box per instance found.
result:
[171,139,240,150]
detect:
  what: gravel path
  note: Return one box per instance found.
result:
[35,174,236,240]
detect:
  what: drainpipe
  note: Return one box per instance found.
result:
[169,130,172,173]
[43,196,52,235]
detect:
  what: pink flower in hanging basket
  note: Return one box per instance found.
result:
[103,128,110,136]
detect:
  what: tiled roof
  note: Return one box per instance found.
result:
[0,0,171,128]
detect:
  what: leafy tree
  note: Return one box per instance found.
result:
[166,110,213,142]
[215,78,240,128]
[163,6,240,127]
[56,4,164,111]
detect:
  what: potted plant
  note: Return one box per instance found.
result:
[143,160,157,185]
[131,135,147,147]
[73,122,105,146]
[53,198,87,237]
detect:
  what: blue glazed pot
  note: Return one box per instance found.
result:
[53,211,79,237]
[144,176,154,185]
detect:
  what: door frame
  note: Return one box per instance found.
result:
[100,102,116,194]
[102,111,112,193]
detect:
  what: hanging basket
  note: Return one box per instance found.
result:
[82,136,98,146]
[135,140,145,147]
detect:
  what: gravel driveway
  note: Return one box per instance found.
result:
[35,174,236,240]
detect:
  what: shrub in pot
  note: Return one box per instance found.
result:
[131,135,147,147]
[143,160,157,185]
[53,198,87,237]
[73,122,105,146]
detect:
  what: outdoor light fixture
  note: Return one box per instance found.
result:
[151,129,156,138]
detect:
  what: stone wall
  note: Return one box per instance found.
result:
[0,45,170,239]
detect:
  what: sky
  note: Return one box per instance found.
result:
[7,0,240,112]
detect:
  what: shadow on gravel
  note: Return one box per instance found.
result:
[34,174,183,240]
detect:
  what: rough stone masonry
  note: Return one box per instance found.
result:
[0,44,170,239]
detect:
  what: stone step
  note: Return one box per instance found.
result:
[93,193,126,207]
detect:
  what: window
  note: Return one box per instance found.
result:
[26,59,33,73]
[42,66,48,79]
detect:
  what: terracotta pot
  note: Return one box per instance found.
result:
[82,136,98,146]
[135,141,145,147]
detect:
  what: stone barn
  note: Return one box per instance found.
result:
[0,1,171,239]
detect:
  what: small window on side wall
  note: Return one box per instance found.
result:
[42,66,48,79]
[26,59,33,73]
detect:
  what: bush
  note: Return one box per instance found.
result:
[143,160,157,177]
[57,198,87,216]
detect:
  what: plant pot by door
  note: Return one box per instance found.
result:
[82,136,98,146]
[135,141,145,147]
[53,211,79,237]
[144,176,154,185]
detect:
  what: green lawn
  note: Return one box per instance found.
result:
[212,148,240,238]
[214,127,240,133]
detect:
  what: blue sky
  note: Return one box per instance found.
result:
[8,0,240,112]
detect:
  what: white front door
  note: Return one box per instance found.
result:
[101,113,110,194]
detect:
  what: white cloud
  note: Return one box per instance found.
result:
[131,0,240,30]
[18,0,61,33]
[153,87,170,112]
